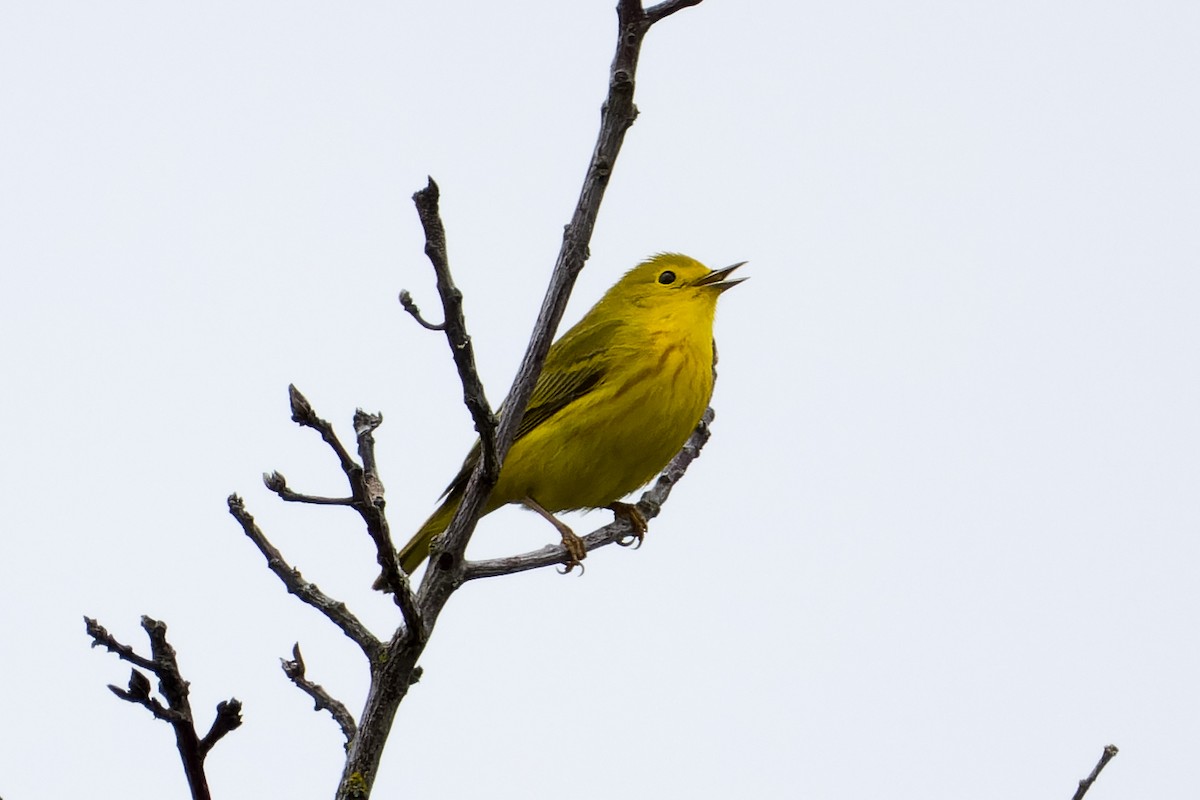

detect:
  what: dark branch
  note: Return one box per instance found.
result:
[288,384,360,476]
[228,494,382,659]
[251,390,423,638]
[85,616,157,672]
[85,616,241,800]
[464,408,714,579]
[351,410,423,638]
[399,289,446,331]
[645,0,703,23]
[199,700,245,757]
[282,643,357,745]
[263,471,355,506]
[108,668,178,721]
[1072,744,1119,800]
[409,177,499,479]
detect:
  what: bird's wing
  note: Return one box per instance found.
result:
[438,314,619,497]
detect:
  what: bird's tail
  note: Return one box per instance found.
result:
[397,489,463,575]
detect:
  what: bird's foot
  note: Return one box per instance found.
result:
[557,529,587,575]
[608,502,648,548]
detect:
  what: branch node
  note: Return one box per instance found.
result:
[86,615,239,799]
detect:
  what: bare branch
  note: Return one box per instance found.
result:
[1072,744,1119,800]
[251,391,424,639]
[399,289,446,331]
[85,616,241,800]
[282,643,357,745]
[263,471,355,506]
[354,410,385,475]
[288,384,360,477]
[645,0,704,24]
[227,494,382,659]
[199,700,245,757]
[351,410,423,638]
[464,408,714,579]
[108,668,178,721]
[85,616,157,672]
[409,178,499,478]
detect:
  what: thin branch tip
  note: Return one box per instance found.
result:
[417,176,439,199]
[288,384,314,423]
[229,490,381,656]
[282,642,357,743]
[1072,744,1120,800]
[87,613,240,798]
[400,290,448,331]
[353,408,383,432]
[645,0,705,23]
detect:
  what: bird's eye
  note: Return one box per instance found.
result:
[658,270,676,285]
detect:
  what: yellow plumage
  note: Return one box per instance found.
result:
[397,253,743,575]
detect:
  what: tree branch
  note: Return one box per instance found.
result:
[228,494,383,659]
[263,471,355,506]
[85,616,242,800]
[1071,744,1119,800]
[282,643,357,745]
[645,0,703,23]
[288,384,359,476]
[352,409,424,638]
[199,700,245,757]
[268,386,423,635]
[85,615,158,672]
[398,289,446,331]
[409,178,498,479]
[464,408,715,579]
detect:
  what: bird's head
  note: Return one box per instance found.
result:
[605,253,747,316]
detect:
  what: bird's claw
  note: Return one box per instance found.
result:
[609,502,648,549]
[557,530,587,576]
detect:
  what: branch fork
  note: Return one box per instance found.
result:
[85,616,242,800]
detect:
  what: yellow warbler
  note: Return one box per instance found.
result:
[397,253,744,575]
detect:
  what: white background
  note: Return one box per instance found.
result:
[2,2,1197,798]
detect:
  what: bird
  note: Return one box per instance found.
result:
[389,252,744,580]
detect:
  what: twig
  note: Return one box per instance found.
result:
[282,643,357,746]
[265,387,423,637]
[464,408,714,579]
[199,700,244,757]
[288,384,360,477]
[85,616,242,800]
[409,178,499,478]
[399,289,446,331]
[352,410,423,638]
[84,615,157,672]
[1072,744,1119,800]
[645,0,703,23]
[228,494,382,659]
[263,471,355,506]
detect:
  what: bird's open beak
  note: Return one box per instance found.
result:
[696,261,748,293]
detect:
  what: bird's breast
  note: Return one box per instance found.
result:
[496,325,715,511]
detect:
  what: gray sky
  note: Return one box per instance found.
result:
[3,2,1198,798]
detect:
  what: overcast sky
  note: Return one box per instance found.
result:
[3,2,1198,798]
